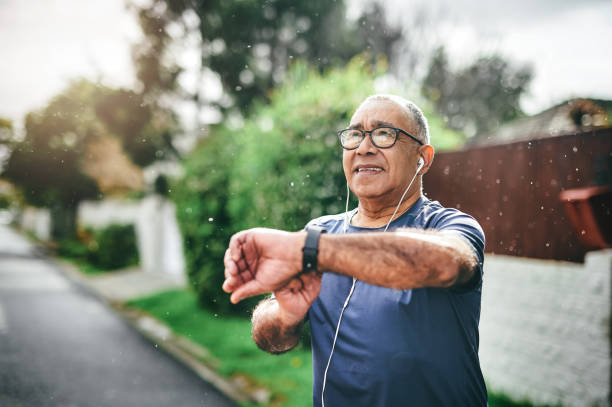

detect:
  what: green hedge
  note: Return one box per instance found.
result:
[174,57,464,315]
[58,223,139,271]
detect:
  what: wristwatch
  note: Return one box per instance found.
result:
[302,226,326,273]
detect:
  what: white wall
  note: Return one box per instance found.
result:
[480,251,612,407]
[136,195,185,279]
[78,197,185,281]
[20,207,51,241]
[78,199,140,229]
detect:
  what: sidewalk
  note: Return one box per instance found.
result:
[58,262,186,303]
[55,258,267,405]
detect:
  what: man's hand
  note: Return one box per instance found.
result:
[222,228,308,304]
[273,270,322,326]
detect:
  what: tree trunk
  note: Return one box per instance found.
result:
[50,204,77,241]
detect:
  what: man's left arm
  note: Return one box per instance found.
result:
[224,226,480,303]
[317,229,478,290]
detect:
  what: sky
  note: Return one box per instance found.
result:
[1,0,611,125]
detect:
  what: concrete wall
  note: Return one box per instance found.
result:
[78,196,185,281]
[20,207,51,241]
[480,251,612,407]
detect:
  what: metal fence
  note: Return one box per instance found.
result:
[423,128,612,262]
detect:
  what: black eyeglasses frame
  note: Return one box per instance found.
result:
[337,126,424,150]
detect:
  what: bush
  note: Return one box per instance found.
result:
[174,57,464,315]
[57,224,139,271]
[87,224,139,270]
[57,238,89,259]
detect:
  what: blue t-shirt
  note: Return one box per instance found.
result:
[306,196,487,407]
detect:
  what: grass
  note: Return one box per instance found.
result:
[126,289,313,407]
[489,393,562,407]
[127,288,554,407]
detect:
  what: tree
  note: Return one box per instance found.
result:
[422,47,533,138]
[129,0,404,116]
[2,80,176,239]
[94,87,178,166]
[3,82,101,238]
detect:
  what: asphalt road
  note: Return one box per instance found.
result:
[0,224,236,407]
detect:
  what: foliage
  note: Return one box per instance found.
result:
[126,289,314,407]
[93,87,178,167]
[174,58,463,315]
[1,80,176,238]
[422,46,533,138]
[57,224,139,271]
[173,126,243,313]
[130,0,403,114]
[86,224,140,270]
[2,81,101,211]
[57,238,90,259]
[488,392,562,407]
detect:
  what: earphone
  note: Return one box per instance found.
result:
[417,156,424,171]
[322,159,424,407]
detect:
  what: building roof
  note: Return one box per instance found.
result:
[468,98,611,147]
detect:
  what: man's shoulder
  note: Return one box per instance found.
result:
[420,198,482,231]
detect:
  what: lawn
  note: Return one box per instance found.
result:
[126,289,556,407]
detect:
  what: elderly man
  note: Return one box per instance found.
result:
[223,95,487,406]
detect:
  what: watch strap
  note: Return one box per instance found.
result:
[302,226,326,273]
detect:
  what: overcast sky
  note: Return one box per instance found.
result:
[1,0,611,124]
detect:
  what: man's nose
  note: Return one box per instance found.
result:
[356,133,377,155]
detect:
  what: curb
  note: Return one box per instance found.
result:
[54,259,270,406]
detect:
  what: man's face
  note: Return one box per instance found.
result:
[342,99,422,202]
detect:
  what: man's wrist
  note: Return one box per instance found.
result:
[269,298,305,328]
[301,226,326,274]
[293,230,308,274]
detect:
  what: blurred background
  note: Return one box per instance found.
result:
[1,1,611,406]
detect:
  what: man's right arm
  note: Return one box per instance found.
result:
[223,238,321,354]
[251,269,322,354]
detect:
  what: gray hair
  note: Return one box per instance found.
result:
[362,94,430,145]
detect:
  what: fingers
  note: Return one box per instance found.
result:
[230,281,265,304]
[224,231,258,293]
[241,233,260,275]
[229,231,247,262]
[224,249,236,278]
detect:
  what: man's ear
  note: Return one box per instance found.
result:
[418,144,435,174]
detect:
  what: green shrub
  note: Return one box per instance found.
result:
[87,224,139,270]
[57,238,89,259]
[57,224,139,271]
[174,56,464,315]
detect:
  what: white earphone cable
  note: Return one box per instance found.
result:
[321,160,423,407]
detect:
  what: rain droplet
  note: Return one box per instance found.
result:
[208,217,214,222]
[572,147,578,153]
[290,182,294,187]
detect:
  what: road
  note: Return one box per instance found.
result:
[0,224,236,407]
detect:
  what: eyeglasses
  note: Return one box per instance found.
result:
[337,126,423,150]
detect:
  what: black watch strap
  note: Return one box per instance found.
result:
[302,226,326,273]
